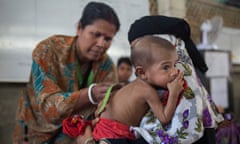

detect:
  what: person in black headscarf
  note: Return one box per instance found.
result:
[128,15,208,87]
[128,15,223,144]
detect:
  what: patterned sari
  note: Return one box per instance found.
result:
[13,35,118,144]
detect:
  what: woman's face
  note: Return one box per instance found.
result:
[76,19,117,62]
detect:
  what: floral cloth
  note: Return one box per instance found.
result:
[13,35,117,144]
[131,35,224,144]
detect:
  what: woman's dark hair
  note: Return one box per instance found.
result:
[117,57,132,67]
[79,1,120,32]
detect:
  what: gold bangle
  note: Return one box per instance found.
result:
[84,137,96,144]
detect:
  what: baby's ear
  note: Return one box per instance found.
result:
[135,66,146,79]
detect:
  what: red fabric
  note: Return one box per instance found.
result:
[162,79,188,106]
[62,115,92,138]
[93,118,135,141]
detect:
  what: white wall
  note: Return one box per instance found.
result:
[215,27,240,64]
[0,0,149,82]
[157,0,186,18]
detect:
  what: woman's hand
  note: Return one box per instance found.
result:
[76,126,93,144]
[75,118,99,144]
[91,82,113,103]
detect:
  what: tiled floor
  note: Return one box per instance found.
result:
[0,83,25,144]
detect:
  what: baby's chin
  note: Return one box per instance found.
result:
[151,84,167,90]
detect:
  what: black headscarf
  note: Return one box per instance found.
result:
[128,15,208,73]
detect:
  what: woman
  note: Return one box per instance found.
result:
[13,2,120,144]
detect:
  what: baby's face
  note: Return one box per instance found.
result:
[145,48,179,88]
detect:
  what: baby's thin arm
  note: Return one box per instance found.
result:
[147,72,184,125]
[147,91,178,125]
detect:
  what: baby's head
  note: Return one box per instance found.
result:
[131,35,179,88]
[131,35,177,68]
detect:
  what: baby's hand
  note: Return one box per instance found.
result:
[167,70,184,97]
